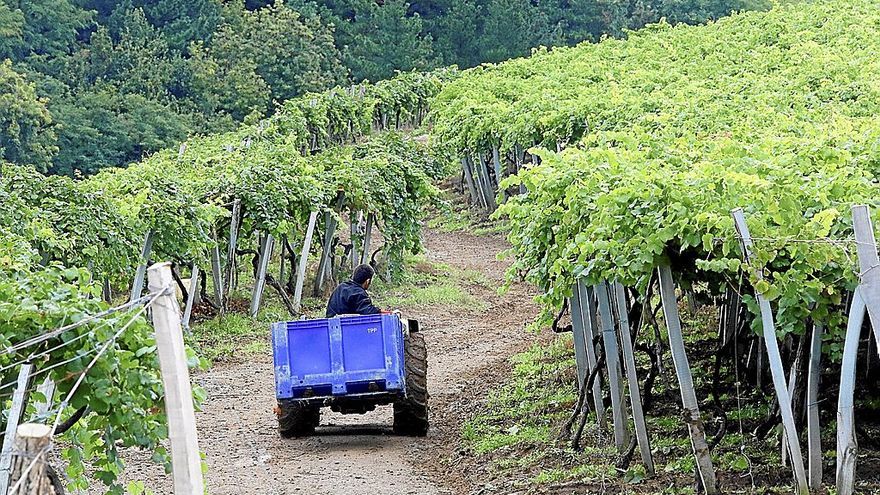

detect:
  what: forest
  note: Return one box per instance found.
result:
[0,0,764,176]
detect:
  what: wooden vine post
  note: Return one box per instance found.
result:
[657,264,718,494]
[836,289,865,495]
[731,208,809,495]
[8,424,53,494]
[595,281,630,453]
[148,263,205,495]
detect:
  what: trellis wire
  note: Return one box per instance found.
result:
[1,292,159,357]
[1,286,165,494]
[51,286,166,434]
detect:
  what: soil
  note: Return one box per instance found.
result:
[104,227,542,495]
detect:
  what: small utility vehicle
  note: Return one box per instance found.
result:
[271,314,428,437]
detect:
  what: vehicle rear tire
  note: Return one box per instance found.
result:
[393,331,429,436]
[277,401,320,438]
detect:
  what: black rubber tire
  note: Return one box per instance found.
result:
[393,331,429,436]
[277,401,321,438]
[47,464,65,494]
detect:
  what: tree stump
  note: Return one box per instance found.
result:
[9,423,53,495]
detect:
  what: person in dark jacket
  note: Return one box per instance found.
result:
[326,264,383,317]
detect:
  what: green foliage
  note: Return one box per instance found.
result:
[0,61,57,171]
[8,0,94,58]
[207,2,345,102]
[0,265,203,493]
[0,2,25,59]
[432,0,880,357]
[48,86,191,175]
[2,0,763,174]
[2,68,450,283]
[333,0,437,83]
[0,69,445,487]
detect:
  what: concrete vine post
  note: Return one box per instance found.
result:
[148,263,205,495]
[731,208,809,495]
[595,281,630,453]
[469,155,490,211]
[250,234,274,317]
[491,146,505,203]
[657,264,718,494]
[850,205,880,358]
[181,265,200,333]
[613,282,655,475]
[460,156,479,205]
[210,229,224,307]
[477,154,498,212]
[836,289,865,495]
[315,192,345,296]
[293,212,319,313]
[568,283,590,389]
[223,199,242,310]
[581,284,607,430]
[513,145,527,195]
[807,323,823,491]
[130,230,155,303]
[0,364,33,494]
[359,213,374,266]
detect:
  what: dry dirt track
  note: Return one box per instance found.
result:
[114,228,540,495]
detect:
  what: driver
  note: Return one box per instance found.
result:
[326,264,383,317]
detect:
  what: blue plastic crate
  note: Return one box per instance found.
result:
[271,314,406,400]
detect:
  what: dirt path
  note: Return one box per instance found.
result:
[114,228,540,495]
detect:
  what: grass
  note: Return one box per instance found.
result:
[456,312,849,493]
[461,337,581,456]
[372,254,490,311]
[426,194,508,236]
[186,252,488,365]
[186,297,287,364]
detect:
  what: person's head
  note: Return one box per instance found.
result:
[352,264,374,289]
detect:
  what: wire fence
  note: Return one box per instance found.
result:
[0,284,169,494]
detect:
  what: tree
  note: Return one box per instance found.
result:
[0,60,57,171]
[339,0,437,82]
[48,85,189,175]
[0,2,24,59]
[477,0,555,64]
[9,0,93,59]
[186,42,271,127]
[209,1,346,103]
[423,0,480,67]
